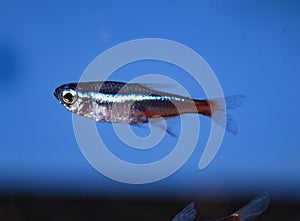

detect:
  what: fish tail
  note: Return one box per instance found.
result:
[195,95,246,134]
[172,202,197,221]
[207,193,270,221]
[233,192,270,221]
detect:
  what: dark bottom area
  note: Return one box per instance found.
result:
[0,196,299,221]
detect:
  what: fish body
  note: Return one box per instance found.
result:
[173,192,270,221]
[54,81,245,134]
[54,81,214,122]
[54,81,244,133]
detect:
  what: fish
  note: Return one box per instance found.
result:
[54,81,245,134]
[172,202,197,221]
[172,192,270,221]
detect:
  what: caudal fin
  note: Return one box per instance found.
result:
[200,95,246,135]
[206,193,270,221]
[172,202,197,221]
[233,192,270,221]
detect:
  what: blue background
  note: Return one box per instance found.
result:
[0,1,299,200]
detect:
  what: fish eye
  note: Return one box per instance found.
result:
[61,89,77,104]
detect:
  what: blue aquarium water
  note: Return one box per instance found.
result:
[0,1,299,206]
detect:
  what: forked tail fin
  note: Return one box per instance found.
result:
[196,95,246,134]
[234,192,270,221]
[172,202,197,221]
[171,193,269,221]
[207,192,270,221]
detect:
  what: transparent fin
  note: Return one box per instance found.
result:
[149,117,177,137]
[206,192,270,221]
[138,82,174,90]
[224,95,246,110]
[211,112,239,135]
[172,202,197,221]
[235,192,270,221]
[209,95,246,135]
[158,126,177,137]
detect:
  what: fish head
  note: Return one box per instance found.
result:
[54,83,79,111]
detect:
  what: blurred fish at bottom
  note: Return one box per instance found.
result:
[172,192,270,221]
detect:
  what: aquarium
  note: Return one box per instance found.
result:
[0,1,299,220]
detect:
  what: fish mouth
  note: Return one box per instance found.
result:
[54,87,60,100]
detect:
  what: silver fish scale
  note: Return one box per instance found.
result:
[72,91,149,123]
